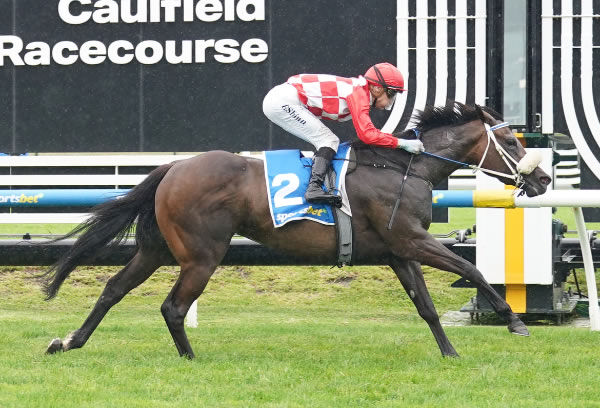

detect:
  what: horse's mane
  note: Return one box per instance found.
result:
[350,101,503,149]
[413,101,502,133]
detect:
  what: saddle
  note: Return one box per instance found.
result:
[263,143,356,266]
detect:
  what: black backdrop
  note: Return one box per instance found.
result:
[0,0,397,153]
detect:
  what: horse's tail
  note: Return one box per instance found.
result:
[41,162,176,300]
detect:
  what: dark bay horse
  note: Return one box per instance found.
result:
[43,102,551,358]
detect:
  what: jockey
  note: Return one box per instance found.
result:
[262,62,424,207]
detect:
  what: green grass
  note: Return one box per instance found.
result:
[0,210,599,406]
[1,265,599,407]
[552,207,600,236]
[0,223,79,236]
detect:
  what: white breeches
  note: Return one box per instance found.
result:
[262,83,340,151]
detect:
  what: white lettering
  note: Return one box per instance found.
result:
[223,0,235,21]
[183,0,194,21]
[214,38,239,63]
[121,0,148,23]
[24,42,51,66]
[237,0,264,21]
[0,35,24,66]
[107,40,135,64]
[93,0,120,24]
[150,0,161,22]
[1,36,269,66]
[196,0,223,22]
[240,38,268,63]
[80,41,107,64]
[58,0,92,25]
[194,39,215,63]
[52,41,79,65]
[60,0,266,24]
[162,0,181,22]
[135,40,164,64]
[165,40,192,63]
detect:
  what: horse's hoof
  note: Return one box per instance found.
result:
[508,322,530,337]
[46,338,64,354]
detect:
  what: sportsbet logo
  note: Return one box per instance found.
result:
[276,206,328,223]
[305,206,327,217]
[0,193,44,204]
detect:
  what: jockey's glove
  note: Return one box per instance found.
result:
[397,138,425,154]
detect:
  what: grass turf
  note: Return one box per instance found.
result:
[0,208,599,406]
[1,264,599,407]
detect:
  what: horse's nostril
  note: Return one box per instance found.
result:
[540,176,552,185]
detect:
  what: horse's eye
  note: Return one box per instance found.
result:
[506,138,518,148]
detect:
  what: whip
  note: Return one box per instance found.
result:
[387,130,421,230]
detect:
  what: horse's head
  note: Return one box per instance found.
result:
[460,106,552,197]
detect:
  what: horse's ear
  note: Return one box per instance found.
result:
[474,104,487,122]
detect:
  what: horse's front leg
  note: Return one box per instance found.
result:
[397,232,529,336]
[389,257,459,357]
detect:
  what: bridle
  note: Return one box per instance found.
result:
[421,121,542,190]
[379,118,543,230]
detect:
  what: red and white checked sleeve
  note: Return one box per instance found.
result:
[345,86,399,148]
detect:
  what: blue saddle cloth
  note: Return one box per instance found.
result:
[264,143,351,228]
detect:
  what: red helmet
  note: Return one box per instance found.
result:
[364,62,406,92]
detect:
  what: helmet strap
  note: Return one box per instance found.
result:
[372,65,387,87]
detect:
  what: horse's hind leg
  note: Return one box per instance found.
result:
[46,248,165,354]
[159,235,232,359]
[390,257,459,357]
[160,263,216,359]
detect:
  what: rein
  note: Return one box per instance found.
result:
[334,148,430,185]
[336,120,542,228]
[342,122,516,184]
[343,121,537,189]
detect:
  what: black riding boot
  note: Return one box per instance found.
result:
[304,147,342,208]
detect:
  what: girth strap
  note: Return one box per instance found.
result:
[324,167,353,266]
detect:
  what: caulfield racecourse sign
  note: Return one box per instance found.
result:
[0,0,268,66]
[0,1,396,153]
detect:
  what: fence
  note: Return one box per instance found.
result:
[0,152,597,330]
[0,154,194,223]
[0,150,581,223]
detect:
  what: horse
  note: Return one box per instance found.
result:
[42,102,551,358]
